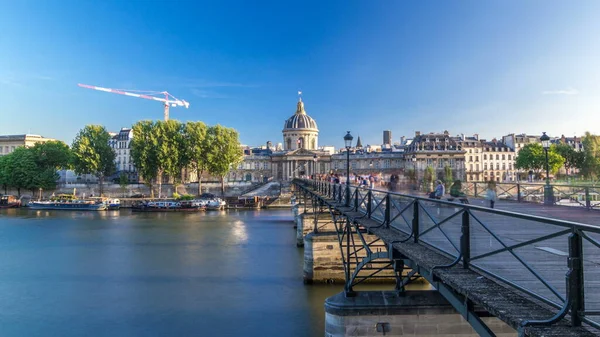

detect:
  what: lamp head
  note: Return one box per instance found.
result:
[344,131,353,149]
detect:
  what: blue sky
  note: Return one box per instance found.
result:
[2,1,600,148]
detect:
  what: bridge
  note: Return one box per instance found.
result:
[292,179,600,337]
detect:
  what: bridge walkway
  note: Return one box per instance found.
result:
[295,180,600,337]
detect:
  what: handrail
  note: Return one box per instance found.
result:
[297,178,598,330]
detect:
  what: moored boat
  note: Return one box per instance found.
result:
[0,195,21,209]
[131,200,206,212]
[28,200,107,211]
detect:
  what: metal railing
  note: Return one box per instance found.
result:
[463,181,600,210]
[299,178,600,330]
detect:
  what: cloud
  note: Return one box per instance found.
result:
[542,88,579,95]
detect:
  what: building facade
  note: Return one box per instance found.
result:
[108,128,138,182]
[0,134,56,156]
[404,131,466,183]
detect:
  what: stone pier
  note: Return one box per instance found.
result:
[296,212,337,247]
[325,291,516,337]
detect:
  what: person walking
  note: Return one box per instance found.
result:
[485,182,497,208]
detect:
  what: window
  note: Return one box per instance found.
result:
[469,164,473,171]
[508,155,512,160]
[438,160,444,168]
[502,154,505,160]
[484,163,488,170]
[496,154,499,160]
[469,156,473,162]
[502,163,506,170]
[496,163,500,170]
[483,154,487,160]
[476,164,479,171]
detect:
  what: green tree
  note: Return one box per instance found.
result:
[119,172,128,197]
[554,143,584,179]
[444,165,453,189]
[183,121,208,196]
[206,125,243,196]
[0,155,9,194]
[153,120,184,197]
[131,120,159,198]
[515,143,563,177]
[31,141,72,170]
[423,166,434,192]
[581,132,600,180]
[3,148,38,196]
[71,125,116,196]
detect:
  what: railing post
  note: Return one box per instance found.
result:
[517,183,522,202]
[367,190,372,218]
[585,187,591,210]
[474,182,478,197]
[385,193,391,228]
[461,210,471,269]
[568,231,584,326]
[354,187,359,210]
[412,200,419,243]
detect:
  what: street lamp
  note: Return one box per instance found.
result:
[313,155,318,178]
[344,131,353,206]
[411,154,417,190]
[540,132,553,205]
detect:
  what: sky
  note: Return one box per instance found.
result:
[2,0,600,148]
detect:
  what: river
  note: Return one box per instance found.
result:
[0,208,351,337]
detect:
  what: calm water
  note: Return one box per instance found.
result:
[0,208,344,337]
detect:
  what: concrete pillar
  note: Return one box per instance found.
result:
[303,232,396,284]
[325,291,516,337]
[296,212,337,247]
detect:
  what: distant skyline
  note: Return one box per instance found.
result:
[2,1,600,148]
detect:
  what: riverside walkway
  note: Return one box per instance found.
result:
[293,179,600,337]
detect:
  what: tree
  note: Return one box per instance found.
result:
[423,166,434,192]
[0,155,9,194]
[554,143,584,178]
[515,143,563,178]
[31,141,72,170]
[206,125,243,196]
[71,125,116,196]
[119,172,128,197]
[153,120,184,198]
[581,132,600,181]
[131,120,159,198]
[444,165,453,189]
[183,121,208,196]
[3,147,38,196]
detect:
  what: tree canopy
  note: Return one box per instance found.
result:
[205,125,244,195]
[71,125,116,195]
[515,143,563,176]
[581,132,600,180]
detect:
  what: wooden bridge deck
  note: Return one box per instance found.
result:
[300,184,600,337]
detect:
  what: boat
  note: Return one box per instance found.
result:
[28,200,107,211]
[28,194,107,211]
[205,198,226,210]
[131,200,206,212]
[0,195,21,209]
[90,197,121,210]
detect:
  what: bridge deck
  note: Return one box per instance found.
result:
[306,185,600,337]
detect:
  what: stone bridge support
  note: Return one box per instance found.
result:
[325,291,515,337]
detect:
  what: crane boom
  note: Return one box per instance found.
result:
[78,83,190,121]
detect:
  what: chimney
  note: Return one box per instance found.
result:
[415,131,421,137]
[474,134,479,141]
[461,133,465,141]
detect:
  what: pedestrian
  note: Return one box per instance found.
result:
[430,180,445,199]
[485,182,497,208]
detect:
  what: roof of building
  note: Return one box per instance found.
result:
[283,98,318,131]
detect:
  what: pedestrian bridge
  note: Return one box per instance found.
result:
[292,179,600,337]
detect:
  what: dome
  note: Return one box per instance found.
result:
[283,99,318,130]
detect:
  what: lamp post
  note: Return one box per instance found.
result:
[540,132,553,205]
[344,131,353,206]
[313,155,318,178]
[411,154,417,190]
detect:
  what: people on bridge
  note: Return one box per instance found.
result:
[429,180,445,199]
[485,181,497,208]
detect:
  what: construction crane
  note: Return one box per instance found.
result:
[78,83,190,121]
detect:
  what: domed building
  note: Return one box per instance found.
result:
[282,98,319,150]
[271,97,331,181]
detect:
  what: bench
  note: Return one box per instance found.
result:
[447,196,469,204]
